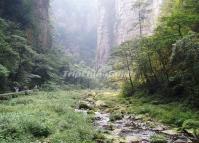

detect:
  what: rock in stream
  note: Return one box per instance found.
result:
[75,96,194,143]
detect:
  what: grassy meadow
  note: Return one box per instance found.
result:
[0,90,95,143]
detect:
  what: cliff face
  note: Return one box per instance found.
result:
[96,0,116,67]
[0,0,51,51]
[27,0,51,52]
[96,0,162,68]
[33,0,51,51]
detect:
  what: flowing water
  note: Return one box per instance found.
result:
[94,111,168,143]
[76,95,194,143]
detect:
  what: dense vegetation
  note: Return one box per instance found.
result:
[111,0,199,108]
[0,90,95,142]
[0,1,76,93]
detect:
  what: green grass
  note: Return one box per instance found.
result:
[125,92,199,127]
[95,90,199,129]
[1,89,198,142]
[0,90,95,143]
[150,134,167,143]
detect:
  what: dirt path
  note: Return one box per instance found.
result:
[76,92,194,143]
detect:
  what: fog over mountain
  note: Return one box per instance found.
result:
[51,0,97,65]
[51,0,162,68]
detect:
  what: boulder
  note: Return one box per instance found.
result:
[78,101,94,110]
[87,92,97,97]
[173,136,192,143]
[173,138,192,143]
[125,136,141,143]
[96,100,107,108]
[134,115,144,120]
[85,97,95,104]
[161,129,179,136]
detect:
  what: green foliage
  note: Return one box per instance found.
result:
[0,17,39,91]
[110,0,199,108]
[0,90,95,142]
[95,90,199,130]
[150,134,167,143]
[25,120,51,138]
[0,64,9,77]
[121,82,134,97]
[183,119,199,130]
[182,119,199,137]
[0,1,74,92]
[0,0,34,28]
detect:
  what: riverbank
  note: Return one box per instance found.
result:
[0,89,198,143]
[77,90,199,143]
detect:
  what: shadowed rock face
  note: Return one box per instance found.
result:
[96,0,163,68]
[0,0,51,51]
[32,0,51,51]
[96,0,116,68]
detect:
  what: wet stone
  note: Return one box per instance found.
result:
[173,136,192,143]
[161,129,179,136]
[78,101,94,110]
[76,98,193,143]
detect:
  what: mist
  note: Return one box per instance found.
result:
[51,0,97,65]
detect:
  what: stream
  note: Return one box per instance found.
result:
[75,94,194,143]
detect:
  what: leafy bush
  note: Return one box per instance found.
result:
[0,117,22,140]
[121,81,134,97]
[25,121,51,138]
[41,82,60,91]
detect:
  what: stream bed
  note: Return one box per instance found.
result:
[75,95,194,143]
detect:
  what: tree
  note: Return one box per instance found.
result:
[110,40,140,93]
[132,0,152,37]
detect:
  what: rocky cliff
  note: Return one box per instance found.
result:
[96,0,162,68]
[28,0,51,52]
[0,0,51,51]
[34,0,51,51]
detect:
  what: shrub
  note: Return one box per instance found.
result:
[0,114,24,140]
[25,121,51,138]
[41,82,60,91]
[121,82,134,97]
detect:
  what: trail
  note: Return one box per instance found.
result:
[76,91,194,143]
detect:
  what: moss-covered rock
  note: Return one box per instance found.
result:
[78,101,94,110]
[96,100,108,108]
[150,134,167,143]
[110,112,124,121]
